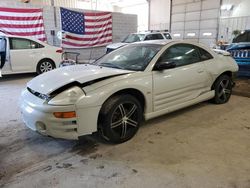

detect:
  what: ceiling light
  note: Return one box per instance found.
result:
[173,33,181,37]
[203,32,212,36]
[221,4,233,11]
[187,33,196,37]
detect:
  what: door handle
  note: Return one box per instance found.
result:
[197,69,204,73]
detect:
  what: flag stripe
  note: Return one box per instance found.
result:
[3,30,45,36]
[0,23,44,29]
[84,12,111,17]
[85,21,112,29]
[0,7,46,41]
[84,27,112,35]
[0,15,43,21]
[0,11,42,17]
[0,7,42,13]
[66,33,112,41]
[85,15,112,23]
[62,39,112,48]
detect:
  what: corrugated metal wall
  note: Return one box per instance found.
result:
[219,16,250,42]
[171,0,221,46]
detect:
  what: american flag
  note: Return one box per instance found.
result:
[0,7,46,41]
[60,8,112,48]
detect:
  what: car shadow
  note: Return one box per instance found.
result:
[0,73,36,82]
[142,101,211,127]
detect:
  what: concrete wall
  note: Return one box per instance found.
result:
[0,0,137,61]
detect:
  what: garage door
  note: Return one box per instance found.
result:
[171,0,221,47]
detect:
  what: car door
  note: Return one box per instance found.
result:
[152,43,210,112]
[9,37,43,72]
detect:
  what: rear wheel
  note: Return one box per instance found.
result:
[99,95,143,144]
[36,59,55,74]
[212,74,232,104]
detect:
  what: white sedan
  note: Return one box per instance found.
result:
[0,35,62,75]
[20,40,238,143]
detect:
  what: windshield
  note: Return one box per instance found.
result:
[94,44,162,71]
[122,34,145,43]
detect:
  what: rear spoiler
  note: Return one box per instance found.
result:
[213,49,231,56]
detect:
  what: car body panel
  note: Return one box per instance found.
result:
[27,64,134,95]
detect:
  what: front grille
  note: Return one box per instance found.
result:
[27,87,51,101]
[229,50,250,59]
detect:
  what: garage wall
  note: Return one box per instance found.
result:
[171,0,221,46]
[0,1,137,61]
[149,0,171,30]
[219,0,250,42]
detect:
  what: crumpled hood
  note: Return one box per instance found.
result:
[27,64,133,94]
[106,42,128,49]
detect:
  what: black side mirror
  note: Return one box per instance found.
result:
[154,61,176,71]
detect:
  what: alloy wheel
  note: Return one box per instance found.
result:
[110,102,139,139]
[40,61,53,73]
[217,79,231,102]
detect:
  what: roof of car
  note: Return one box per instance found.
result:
[131,31,170,35]
[134,39,173,45]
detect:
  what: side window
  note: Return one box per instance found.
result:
[30,40,44,48]
[9,38,44,50]
[152,34,164,40]
[145,34,153,40]
[163,33,172,39]
[145,34,164,40]
[233,33,248,43]
[198,47,213,61]
[159,44,201,67]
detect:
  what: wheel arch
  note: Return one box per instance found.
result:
[211,71,233,90]
[97,88,146,127]
[102,88,146,112]
[36,58,56,74]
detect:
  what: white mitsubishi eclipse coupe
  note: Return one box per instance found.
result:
[20,40,238,143]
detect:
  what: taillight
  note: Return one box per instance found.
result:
[56,49,63,53]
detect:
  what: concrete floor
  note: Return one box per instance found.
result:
[0,74,250,188]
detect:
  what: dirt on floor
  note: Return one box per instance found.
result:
[0,74,250,188]
[233,78,250,98]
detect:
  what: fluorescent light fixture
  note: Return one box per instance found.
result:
[203,32,212,36]
[221,4,233,11]
[187,33,196,37]
[173,33,181,37]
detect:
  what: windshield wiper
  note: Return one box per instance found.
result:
[100,62,124,70]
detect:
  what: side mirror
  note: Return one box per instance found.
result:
[154,61,176,71]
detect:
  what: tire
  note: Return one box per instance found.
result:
[36,59,55,74]
[212,74,232,104]
[99,94,143,144]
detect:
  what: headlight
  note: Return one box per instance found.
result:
[48,86,85,105]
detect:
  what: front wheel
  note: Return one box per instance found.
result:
[212,74,233,104]
[36,59,55,74]
[99,95,143,144]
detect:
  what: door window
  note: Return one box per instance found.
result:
[198,47,213,61]
[9,38,44,50]
[163,33,172,39]
[159,44,201,67]
[145,34,164,40]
